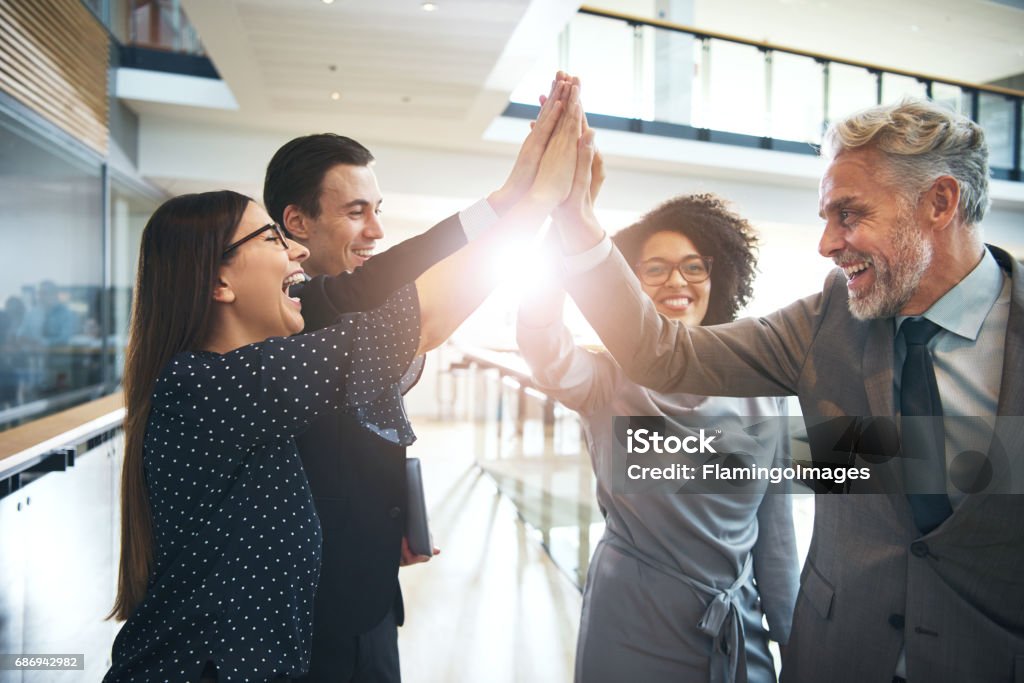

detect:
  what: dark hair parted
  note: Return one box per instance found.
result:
[111,190,251,621]
[263,133,375,226]
[611,193,759,325]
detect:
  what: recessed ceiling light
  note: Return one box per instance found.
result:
[322,0,334,4]
[330,92,341,101]
[421,2,437,11]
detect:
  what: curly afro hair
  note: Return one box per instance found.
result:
[611,193,759,325]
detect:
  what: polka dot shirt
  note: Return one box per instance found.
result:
[104,286,420,682]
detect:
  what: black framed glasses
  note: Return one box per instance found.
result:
[222,223,290,258]
[634,256,713,286]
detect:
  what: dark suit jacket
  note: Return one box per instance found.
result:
[566,244,1024,683]
[293,213,466,675]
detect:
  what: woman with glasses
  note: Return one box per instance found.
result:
[517,194,798,683]
[104,79,585,683]
[102,192,423,683]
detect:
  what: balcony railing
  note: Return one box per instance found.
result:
[508,5,1023,181]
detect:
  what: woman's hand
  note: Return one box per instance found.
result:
[553,110,604,222]
[526,82,583,210]
[552,122,605,254]
[488,72,572,215]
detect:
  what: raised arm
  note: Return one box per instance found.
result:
[295,72,575,332]
[414,77,586,354]
[516,285,616,414]
[296,213,467,331]
[516,130,611,413]
[551,112,817,398]
[154,284,422,449]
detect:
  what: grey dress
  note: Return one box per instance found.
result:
[517,316,799,683]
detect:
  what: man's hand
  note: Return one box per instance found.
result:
[488,71,572,216]
[551,122,604,254]
[526,82,583,209]
[399,536,440,567]
[553,112,603,226]
[585,115,606,203]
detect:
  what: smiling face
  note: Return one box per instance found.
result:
[296,164,384,277]
[217,201,310,341]
[818,147,933,320]
[636,230,711,326]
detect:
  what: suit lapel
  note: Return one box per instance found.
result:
[858,317,907,495]
[933,247,1022,532]
[992,246,1024,416]
[862,317,895,417]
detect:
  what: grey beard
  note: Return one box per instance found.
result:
[846,218,931,321]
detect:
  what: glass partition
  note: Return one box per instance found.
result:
[931,82,970,117]
[703,39,767,136]
[651,25,699,126]
[508,7,1022,181]
[979,93,1016,171]
[565,13,640,119]
[769,52,825,143]
[880,73,928,105]
[107,0,206,55]
[0,110,105,430]
[827,63,879,124]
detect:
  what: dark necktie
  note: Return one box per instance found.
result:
[899,318,953,534]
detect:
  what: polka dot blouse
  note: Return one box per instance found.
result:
[104,286,420,683]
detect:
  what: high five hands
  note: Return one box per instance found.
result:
[491,71,606,236]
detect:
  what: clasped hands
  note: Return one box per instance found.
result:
[488,71,607,256]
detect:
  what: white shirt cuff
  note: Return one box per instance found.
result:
[562,234,613,275]
[458,198,500,242]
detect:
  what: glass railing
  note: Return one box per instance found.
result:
[445,344,816,591]
[112,0,205,55]
[444,345,602,589]
[95,0,217,79]
[509,5,1024,181]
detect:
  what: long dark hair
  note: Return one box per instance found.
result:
[612,193,759,325]
[110,190,250,621]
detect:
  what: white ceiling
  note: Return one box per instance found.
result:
[158,0,579,149]
[686,0,1024,85]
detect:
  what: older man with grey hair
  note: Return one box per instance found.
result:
[549,98,1024,682]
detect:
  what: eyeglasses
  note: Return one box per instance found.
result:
[634,256,714,286]
[222,223,290,258]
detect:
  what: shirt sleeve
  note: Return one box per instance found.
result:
[516,309,615,415]
[562,234,614,275]
[751,397,799,644]
[153,284,420,448]
[458,197,500,242]
[296,213,468,330]
[564,243,830,398]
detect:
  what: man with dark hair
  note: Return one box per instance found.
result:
[264,134,379,279]
[553,97,1024,682]
[264,74,579,682]
[265,132,451,683]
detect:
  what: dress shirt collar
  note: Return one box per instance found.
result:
[896,247,1003,341]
